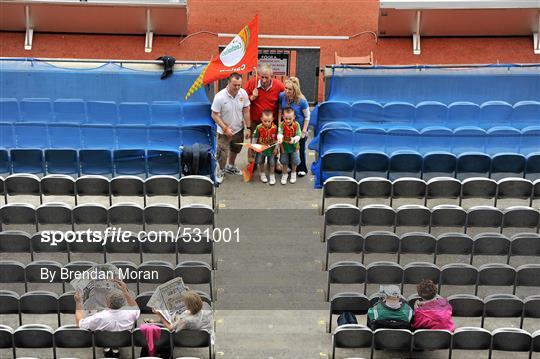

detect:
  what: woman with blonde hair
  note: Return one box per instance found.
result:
[278,76,310,179]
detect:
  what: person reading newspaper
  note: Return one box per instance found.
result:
[75,278,140,358]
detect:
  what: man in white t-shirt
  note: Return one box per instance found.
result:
[211,72,251,183]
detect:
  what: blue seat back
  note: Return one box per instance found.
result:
[45,149,79,175]
[148,150,180,176]
[415,101,448,129]
[353,128,386,154]
[0,98,20,123]
[11,149,44,174]
[448,102,480,128]
[513,101,540,128]
[53,99,86,123]
[386,127,420,154]
[479,101,513,128]
[383,102,415,127]
[486,127,521,155]
[520,127,540,155]
[318,101,351,130]
[87,101,118,124]
[419,126,453,154]
[351,101,382,126]
[20,98,53,123]
[80,149,113,175]
[453,127,486,154]
[119,102,151,125]
[151,101,183,125]
[114,149,147,175]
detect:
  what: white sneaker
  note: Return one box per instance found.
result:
[290,172,297,184]
[260,173,268,183]
[215,169,224,184]
[269,174,276,185]
[281,174,288,185]
[298,171,306,177]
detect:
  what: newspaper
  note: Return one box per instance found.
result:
[70,263,121,311]
[147,277,188,324]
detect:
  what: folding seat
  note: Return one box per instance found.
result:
[402,262,440,296]
[11,149,44,174]
[449,327,491,359]
[482,293,523,330]
[357,177,391,207]
[44,149,79,176]
[321,176,357,213]
[13,324,54,359]
[435,233,473,265]
[430,205,467,236]
[318,101,352,131]
[183,102,213,127]
[503,206,539,237]
[365,261,403,295]
[460,177,497,208]
[175,261,213,300]
[109,203,144,233]
[20,98,53,123]
[399,233,436,264]
[14,122,49,148]
[509,233,540,266]
[525,153,540,181]
[63,261,96,282]
[448,294,484,327]
[53,99,86,123]
[144,175,178,207]
[320,137,355,181]
[519,126,540,155]
[135,291,153,314]
[0,98,20,122]
[320,199,359,241]
[75,175,110,205]
[465,206,503,237]
[514,264,540,297]
[144,204,178,232]
[534,178,540,208]
[491,153,526,181]
[388,151,423,180]
[116,126,149,149]
[36,202,72,231]
[489,327,532,358]
[386,128,420,154]
[113,149,147,177]
[5,173,41,206]
[448,101,481,128]
[0,203,37,233]
[422,153,457,181]
[391,177,426,207]
[486,126,521,155]
[50,99,84,149]
[73,203,108,231]
[87,100,118,124]
[0,260,25,292]
[351,100,383,128]
[58,292,75,322]
[148,124,181,150]
[328,292,369,333]
[325,231,364,270]
[355,152,389,180]
[418,126,453,154]
[0,123,15,150]
[456,152,491,180]
[425,177,461,207]
[53,325,93,359]
[177,234,215,269]
[414,101,448,129]
[139,229,175,264]
[383,101,415,127]
[331,324,373,359]
[476,263,516,297]
[118,102,150,125]
[172,329,213,359]
[178,204,214,231]
[179,175,215,208]
[394,205,430,235]
[496,178,533,208]
[79,149,113,176]
[439,263,478,296]
[26,259,65,293]
[138,260,174,289]
[522,295,540,331]
[471,233,511,266]
[0,150,10,176]
[0,291,20,328]
[373,328,413,353]
[363,231,399,264]
[326,261,366,301]
[181,125,213,148]
[31,231,69,263]
[82,101,117,148]
[41,174,76,205]
[0,230,32,261]
[479,100,513,128]
[110,175,145,206]
[151,101,183,125]
[20,291,60,327]
[147,149,180,176]
[133,327,171,357]
[103,233,141,264]
[94,330,133,358]
[360,204,395,234]
[353,127,386,154]
[453,126,486,155]
[512,100,540,128]
[412,329,451,354]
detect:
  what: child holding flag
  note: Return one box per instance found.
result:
[277,107,301,185]
[252,110,278,185]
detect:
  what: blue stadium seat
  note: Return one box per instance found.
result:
[355,151,389,179]
[317,101,352,131]
[422,153,456,180]
[151,101,183,125]
[114,149,147,176]
[351,100,383,127]
[525,153,540,181]
[320,150,355,182]
[81,125,116,149]
[20,98,53,123]
[419,126,453,154]
[520,126,540,155]
[353,128,386,154]
[45,149,79,176]
[512,101,540,128]
[48,123,82,148]
[116,126,149,149]
[383,101,415,127]
[414,101,448,129]
[386,127,420,154]
[0,98,20,122]
[119,102,151,125]
[486,126,521,156]
[14,123,49,148]
[448,102,480,128]
[11,149,44,174]
[490,153,526,181]
[86,101,118,124]
[388,150,423,180]
[53,99,86,123]
[320,124,353,156]
[181,126,213,147]
[0,149,10,175]
[453,126,487,155]
[183,102,213,127]
[79,149,113,175]
[479,100,513,128]
[148,125,181,150]
[456,152,491,180]
[0,123,15,148]
[148,150,180,176]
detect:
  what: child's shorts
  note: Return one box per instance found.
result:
[280,152,300,167]
[256,153,277,166]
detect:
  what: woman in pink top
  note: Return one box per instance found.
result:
[412,279,455,332]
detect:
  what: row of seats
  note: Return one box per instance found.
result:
[331,325,540,359]
[325,231,539,269]
[310,125,540,156]
[321,176,540,212]
[313,150,540,188]
[313,100,540,131]
[0,148,213,177]
[328,292,540,333]
[0,98,212,126]
[325,261,540,301]
[323,204,540,239]
[0,259,214,297]
[0,324,213,359]
[1,174,216,208]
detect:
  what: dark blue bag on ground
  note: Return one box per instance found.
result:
[337,311,358,326]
